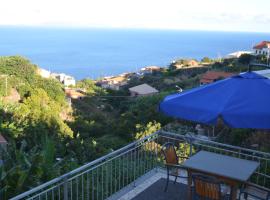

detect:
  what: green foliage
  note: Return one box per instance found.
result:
[201,57,212,63]
[238,54,252,65]
[0,138,63,198]
[76,79,106,96]
[135,121,161,140]
[15,88,73,139]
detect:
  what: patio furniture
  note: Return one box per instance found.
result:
[183,151,260,200]
[239,182,270,200]
[192,173,229,200]
[161,142,188,192]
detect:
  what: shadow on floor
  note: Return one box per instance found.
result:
[131,178,189,200]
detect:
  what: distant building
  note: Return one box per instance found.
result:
[63,76,76,86]
[36,68,51,78]
[172,59,199,69]
[98,76,128,90]
[200,71,234,85]
[225,51,252,59]
[129,83,159,96]
[65,88,86,100]
[140,66,162,75]
[54,73,76,86]
[253,41,270,57]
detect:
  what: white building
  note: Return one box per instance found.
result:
[140,66,162,75]
[253,41,270,57]
[54,73,76,86]
[63,76,76,86]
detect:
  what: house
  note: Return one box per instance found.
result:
[63,76,76,86]
[98,76,128,90]
[253,41,270,57]
[225,51,252,59]
[0,134,8,151]
[54,73,76,86]
[65,88,86,100]
[200,71,234,85]
[129,83,159,96]
[140,66,162,75]
[172,59,199,69]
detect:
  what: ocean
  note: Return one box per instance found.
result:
[0,27,269,80]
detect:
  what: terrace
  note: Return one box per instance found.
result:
[11,131,270,200]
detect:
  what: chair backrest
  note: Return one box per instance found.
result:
[161,142,178,165]
[192,173,222,200]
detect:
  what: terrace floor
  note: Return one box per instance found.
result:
[108,168,190,200]
[108,168,256,200]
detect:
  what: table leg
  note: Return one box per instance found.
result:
[187,170,192,200]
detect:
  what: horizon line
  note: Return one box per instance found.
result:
[0,24,269,34]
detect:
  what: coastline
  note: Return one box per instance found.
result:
[0,27,265,80]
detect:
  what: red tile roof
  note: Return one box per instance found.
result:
[200,71,234,84]
[253,41,270,49]
[0,134,7,144]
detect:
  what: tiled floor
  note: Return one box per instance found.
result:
[108,168,188,200]
[108,168,258,200]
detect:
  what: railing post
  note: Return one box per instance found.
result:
[186,134,194,157]
[63,177,68,200]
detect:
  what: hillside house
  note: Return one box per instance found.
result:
[253,41,270,57]
[140,66,162,75]
[200,71,234,85]
[53,73,76,86]
[172,59,199,69]
[65,88,86,100]
[129,83,158,96]
[98,76,128,90]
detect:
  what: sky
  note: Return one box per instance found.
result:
[0,0,269,32]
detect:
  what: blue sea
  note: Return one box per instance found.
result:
[0,27,269,80]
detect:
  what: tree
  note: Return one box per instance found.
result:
[76,79,106,96]
[238,54,252,65]
[201,57,212,63]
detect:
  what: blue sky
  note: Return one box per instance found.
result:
[1,0,269,32]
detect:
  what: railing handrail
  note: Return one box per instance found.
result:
[161,130,270,157]
[10,131,160,200]
[11,130,270,200]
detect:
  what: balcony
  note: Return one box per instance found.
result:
[11,131,270,200]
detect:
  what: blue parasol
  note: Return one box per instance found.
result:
[160,72,270,129]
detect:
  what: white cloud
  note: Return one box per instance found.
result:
[0,0,269,32]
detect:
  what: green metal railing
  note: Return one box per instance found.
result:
[10,131,270,200]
